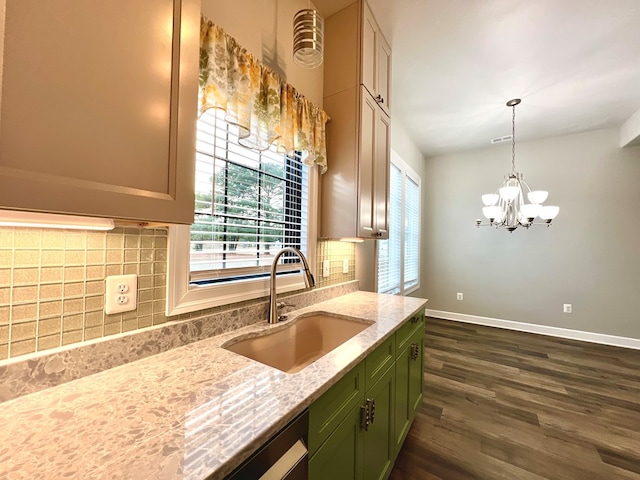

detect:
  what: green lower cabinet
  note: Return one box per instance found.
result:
[310,366,395,480]
[309,403,364,480]
[362,365,395,480]
[309,310,425,480]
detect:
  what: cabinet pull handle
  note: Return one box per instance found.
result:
[411,343,420,360]
[370,399,376,424]
[376,94,384,104]
[360,399,372,431]
[411,315,420,324]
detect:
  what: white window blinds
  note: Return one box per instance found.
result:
[377,152,421,295]
[191,108,310,283]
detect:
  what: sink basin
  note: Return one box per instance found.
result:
[224,313,372,373]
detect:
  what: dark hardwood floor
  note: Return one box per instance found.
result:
[389,317,640,480]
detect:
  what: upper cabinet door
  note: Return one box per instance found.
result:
[374,108,390,238]
[358,88,378,238]
[360,1,391,116]
[361,4,377,100]
[0,0,199,224]
[376,34,391,117]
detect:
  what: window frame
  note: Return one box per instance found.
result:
[166,116,318,317]
[375,149,421,296]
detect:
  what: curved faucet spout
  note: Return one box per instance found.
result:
[269,247,315,324]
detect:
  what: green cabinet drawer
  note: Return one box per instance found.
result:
[365,336,395,391]
[309,361,365,455]
[395,310,424,353]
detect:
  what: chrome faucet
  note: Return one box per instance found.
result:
[269,247,315,324]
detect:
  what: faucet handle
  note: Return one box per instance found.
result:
[276,302,294,322]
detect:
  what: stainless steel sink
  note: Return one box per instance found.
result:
[224,313,372,373]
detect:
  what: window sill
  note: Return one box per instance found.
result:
[166,225,311,316]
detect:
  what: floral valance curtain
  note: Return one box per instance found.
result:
[199,16,329,173]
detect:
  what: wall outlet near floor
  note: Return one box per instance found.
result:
[563,303,572,314]
[342,258,349,274]
[322,259,331,278]
[105,274,137,314]
[457,292,463,301]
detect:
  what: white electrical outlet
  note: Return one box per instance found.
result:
[322,259,331,278]
[105,274,137,314]
[342,258,349,274]
[457,292,463,301]
[563,303,572,314]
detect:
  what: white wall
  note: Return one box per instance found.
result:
[202,0,323,106]
[423,127,640,339]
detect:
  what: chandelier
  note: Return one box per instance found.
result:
[476,98,559,232]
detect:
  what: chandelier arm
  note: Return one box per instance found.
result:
[519,177,533,195]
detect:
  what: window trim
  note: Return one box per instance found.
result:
[402,163,421,295]
[166,167,318,317]
[375,149,421,296]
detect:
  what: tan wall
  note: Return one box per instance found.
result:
[203,0,324,106]
[0,0,5,118]
[0,0,349,362]
[422,128,640,339]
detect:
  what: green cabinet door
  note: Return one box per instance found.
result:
[408,327,425,418]
[363,365,395,480]
[309,403,364,480]
[394,340,412,456]
[394,317,425,457]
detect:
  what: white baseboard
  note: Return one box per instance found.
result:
[426,309,640,351]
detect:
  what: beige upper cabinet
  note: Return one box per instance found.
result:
[321,0,391,240]
[0,0,199,224]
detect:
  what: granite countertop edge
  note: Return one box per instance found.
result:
[0,291,428,480]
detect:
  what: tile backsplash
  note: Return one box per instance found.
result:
[0,226,355,361]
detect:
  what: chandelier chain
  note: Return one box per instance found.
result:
[511,104,516,174]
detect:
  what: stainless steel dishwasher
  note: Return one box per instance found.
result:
[225,410,309,480]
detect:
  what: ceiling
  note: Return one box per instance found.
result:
[316,0,640,157]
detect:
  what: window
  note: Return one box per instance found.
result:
[377,151,421,295]
[191,108,310,281]
[167,109,317,316]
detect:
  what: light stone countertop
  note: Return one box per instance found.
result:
[0,291,427,480]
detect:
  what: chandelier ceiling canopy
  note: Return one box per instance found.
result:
[476,99,559,232]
